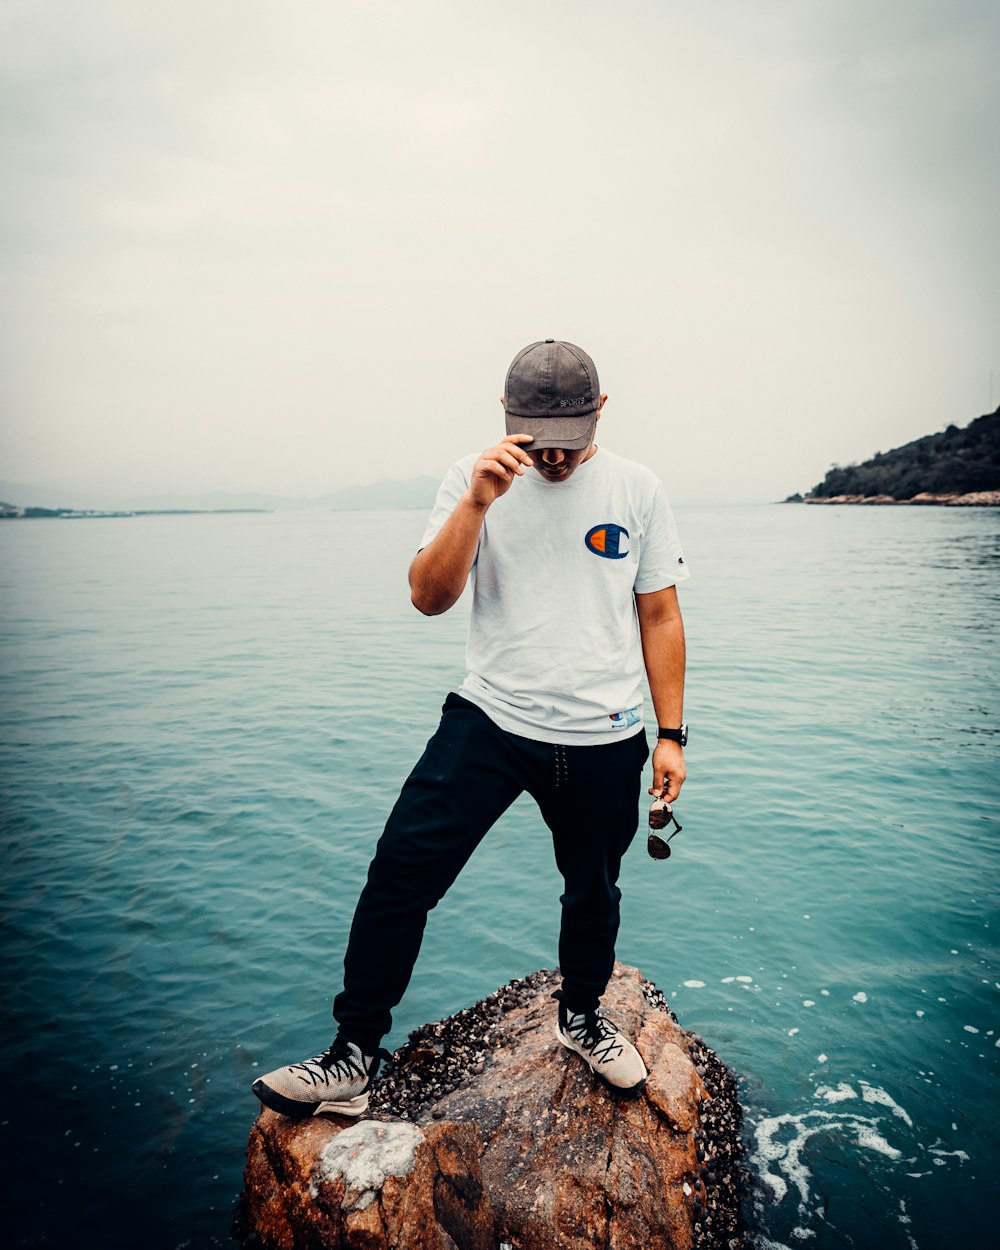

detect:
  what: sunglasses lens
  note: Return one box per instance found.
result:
[647,833,672,860]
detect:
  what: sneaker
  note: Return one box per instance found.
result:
[553,991,648,1095]
[251,1036,385,1119]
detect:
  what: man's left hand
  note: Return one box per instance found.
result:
[648,740,686,805]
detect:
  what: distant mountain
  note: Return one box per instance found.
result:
[316,477,440,511]
[787,408,1000,502]
[0,476,440,514]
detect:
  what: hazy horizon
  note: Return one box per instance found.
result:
[2,1,998,505]
[0,468,785,510]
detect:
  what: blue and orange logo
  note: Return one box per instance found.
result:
[585,523,630,560]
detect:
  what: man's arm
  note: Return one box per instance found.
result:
[409,435,534,616]
[635,585,687,803]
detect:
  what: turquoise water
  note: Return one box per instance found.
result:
[1,503,997,1249]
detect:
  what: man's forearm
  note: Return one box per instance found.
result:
[636,591,686,726]
[410,437,534,616]
[643,617,685,727]
[409,493,488,615]
[636,587,687,802]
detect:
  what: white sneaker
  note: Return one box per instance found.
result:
[554,992,648,1095]
[252,1036,384,1118]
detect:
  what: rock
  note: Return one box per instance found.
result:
[908,491,954,504]
[938,490,1000,506]
[801,490,1000,506]
[241,964,745,1250]
[802,493,898,504]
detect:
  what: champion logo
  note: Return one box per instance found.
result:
[585,523,630,560]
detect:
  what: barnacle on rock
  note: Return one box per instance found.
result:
[339,965,746,1248]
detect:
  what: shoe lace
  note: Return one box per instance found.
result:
[567,1010,624,1065]
[291,1038,368,1087]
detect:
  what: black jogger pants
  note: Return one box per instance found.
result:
[332,692,649,1053]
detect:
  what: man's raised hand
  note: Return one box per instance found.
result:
[468,435,534,508]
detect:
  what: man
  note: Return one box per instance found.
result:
[252,340,689,1118]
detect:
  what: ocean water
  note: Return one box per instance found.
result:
[1,502,997,1250]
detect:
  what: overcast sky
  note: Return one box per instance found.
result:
[2,0,997,502]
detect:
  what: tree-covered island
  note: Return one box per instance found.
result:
[786,407,1000,505]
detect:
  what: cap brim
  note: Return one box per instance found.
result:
[504,411,596,451]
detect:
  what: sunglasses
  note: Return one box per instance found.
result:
[647,798,683,860]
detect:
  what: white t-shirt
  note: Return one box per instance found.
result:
[419,447,689,745]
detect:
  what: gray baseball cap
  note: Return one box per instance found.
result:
[503,339,601,450]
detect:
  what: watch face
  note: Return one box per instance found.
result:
[680,723,688,746]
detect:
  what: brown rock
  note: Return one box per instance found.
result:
[943,490,1000,506]
[802,490,1000,507]
[803,493,898,504]
[908,491,959,504]
[241,964,744,1250]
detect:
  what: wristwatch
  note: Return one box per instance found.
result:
[656,724,688,746]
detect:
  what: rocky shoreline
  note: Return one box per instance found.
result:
[241,964,746,1250]
[789,490,1000,506]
